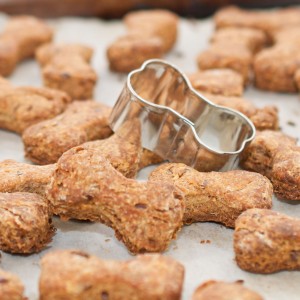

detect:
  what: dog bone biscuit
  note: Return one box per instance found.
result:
[124,9,178,53]
[46,147,184,253]
[188,69,244,97]
[197,43,252,82]
[254,45,300,93]
[22,100,112,165]
[39,250,184,300]
[234,208,300,273]
[201,93,278,131]
[192,280,263,300]
[214,6,300,40]
[0,192,55,254]
[240,130,300,200]
[0,269,26,300]
[0,160,55,196]
[107,33,164,73]
[107,9,178,73]
[0,82,70,134]
[36,43,97,99]
[0,15,52,76]
[149,163,272,227]
[211,27,267,54]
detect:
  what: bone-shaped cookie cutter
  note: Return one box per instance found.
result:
[110,59,255,171]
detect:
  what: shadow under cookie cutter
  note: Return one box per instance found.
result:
[110,59,256,172]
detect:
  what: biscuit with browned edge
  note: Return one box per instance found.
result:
[0,15,52,76]
[46,148,184,253]
[240,130,300,201]
[0,192,55,254]
[149,163,272,227]
[22,101,112,165]
[36,43,97,99]
[234,208,300,273]
[39,249,184,300]
[0,269,26,300]
[193,280,263,300]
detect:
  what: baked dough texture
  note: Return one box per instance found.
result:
[192,280,263,300]
[36,43,97,99]
[234,208,300,274]
[0,15,52,76]
[149,163,272,227]
[39,249,184,300]
[46,148,184,253]
[0,269,26,300]
[0,192,55,254]
[240,130,300,201]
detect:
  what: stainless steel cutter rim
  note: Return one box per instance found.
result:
[126,58,256,155]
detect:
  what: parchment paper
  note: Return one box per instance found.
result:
[0,13,299,300]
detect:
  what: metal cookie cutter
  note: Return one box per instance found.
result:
[110,59,255,172]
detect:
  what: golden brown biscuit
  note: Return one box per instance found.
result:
[192,280,263,300]
[0,269,26,300]
[254,45,300,93]
[39,250,184,300]
[46,149,184,253]
[36,43,97,99]
[149,163,272,227]
[0,82,70,134]
[240,130,300,200]
[197,43,252,82]
[22,101,112,165]
[0,160,55,196]
[188,69,244,97]
[234,208,300,274]
[0,15,53,76]
[0,192,55,254]
[214,6,300,41]
[107,33,164,73]
[202,93,278,131]
[124,9,178,53]
[211,27,267,54]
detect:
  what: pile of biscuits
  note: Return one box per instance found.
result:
[0,7,299,300]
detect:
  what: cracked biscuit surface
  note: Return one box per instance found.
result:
[234,208,300,274]
[46,149,184,253]
[39,249,184,300]
[149,163,272,227]
[0,192,55,254]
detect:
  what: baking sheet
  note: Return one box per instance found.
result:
[0,13,300,300]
